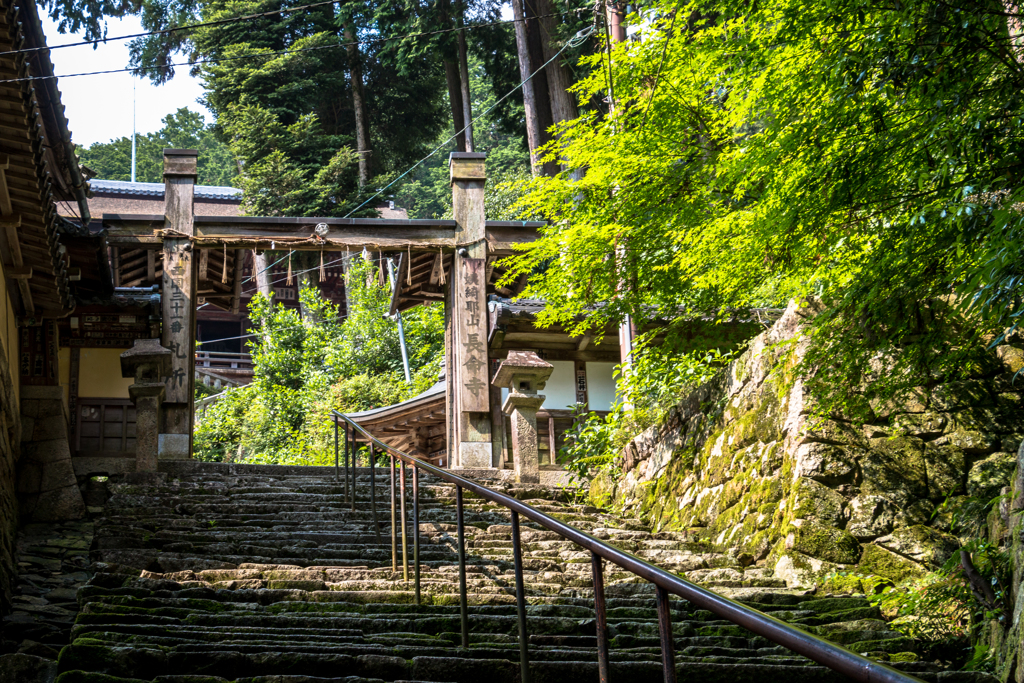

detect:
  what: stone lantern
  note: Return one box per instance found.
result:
[121,339,172,472]
[492,350,554,484]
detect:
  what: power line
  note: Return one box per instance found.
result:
[0,0,345,58]
[342,24,598,219]
[0,11,584,84]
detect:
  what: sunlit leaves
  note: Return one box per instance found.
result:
[505,0,1024,391]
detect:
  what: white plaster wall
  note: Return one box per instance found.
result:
[543,361,578,411]
[587,362,618,411]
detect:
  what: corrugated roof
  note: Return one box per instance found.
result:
[89,179,243,201]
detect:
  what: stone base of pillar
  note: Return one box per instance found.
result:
[455,442,495,469]
[507,407,541,484]
[158,434,190,460]
[129,384,164,472]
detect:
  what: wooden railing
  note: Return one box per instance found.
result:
[194,351,253,371]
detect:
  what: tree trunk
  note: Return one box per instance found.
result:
[444,61,467,151]
[536,0,578,127]
[512,0,556,175]
[343,22,371,188]
[456,2,474,151]
[439,0,467,152]
[253,251,272,298]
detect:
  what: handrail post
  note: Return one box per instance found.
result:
[343,421,350,505]
[346,423,354,512]
[510,511,531,683]
[390,455,398,572]
[332,413,929,683]
[333,417,339,483]
[413,464,421,605]
[591,552,609,683]
[656,585,677,683]
[400,459,409,582]
[370,442,382,544]
[455,485,469,648]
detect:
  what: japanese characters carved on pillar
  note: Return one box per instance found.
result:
[457,258,489,413]
[161,243,193,404]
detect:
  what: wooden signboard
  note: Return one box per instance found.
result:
[19,321,59,385]
[456,258,489,413]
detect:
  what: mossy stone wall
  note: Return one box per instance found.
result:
[592,301,1024,588]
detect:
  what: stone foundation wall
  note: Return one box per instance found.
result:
[591,302,1024,588]
[0,334,19,613]
[992,450,1023,681]
[17,386,86,525]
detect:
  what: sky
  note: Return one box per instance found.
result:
[39,14,213,147]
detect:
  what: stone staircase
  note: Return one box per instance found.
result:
[48,463,984,683]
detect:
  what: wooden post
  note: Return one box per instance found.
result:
[449,152,493,469]
[160,149,198,459]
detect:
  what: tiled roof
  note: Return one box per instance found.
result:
[89,179,243,201]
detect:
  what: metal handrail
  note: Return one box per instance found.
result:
[331,409,923,683]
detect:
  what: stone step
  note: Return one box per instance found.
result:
[53,645,966,683]
[46,466,951,683]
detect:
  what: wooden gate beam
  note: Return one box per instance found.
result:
[102,216,541,254]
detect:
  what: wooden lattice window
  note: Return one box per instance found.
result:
[75,399,137,457]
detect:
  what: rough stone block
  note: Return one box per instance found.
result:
[790,477,846,526]
[861,437,928,498]
[932,429,999,455]
[37,461,77,493]
[931,380,996,411]
[924,444,966,500]
[893,411,948,438]
[876,525,959,568]
[21,440,72,466]
[158,434,190,460]
[846,495,896,541]
[793,442,858,484]
[0,652,57,683]
[773,549,842,589]
[455,441,493,470]
[785,520,861,565]
[968,451,1017,500]
[22,484,86,523]
[857,543,924,583]
[30,415,66,443]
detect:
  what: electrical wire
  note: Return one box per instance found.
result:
[265,254,347,287]
[247,251,291,283]
[342,24,597,219]
[199,252,429,347]
[252,252,390,289]
[0,11,585,84]
[0,0,346,58]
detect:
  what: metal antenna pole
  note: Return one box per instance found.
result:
[131,79,137,183]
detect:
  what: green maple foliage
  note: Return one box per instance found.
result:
[506,0,1024,407]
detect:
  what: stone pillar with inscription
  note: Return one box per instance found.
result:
[492,351,554,484]
[449,152,494,469]
[159,149,198,459]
